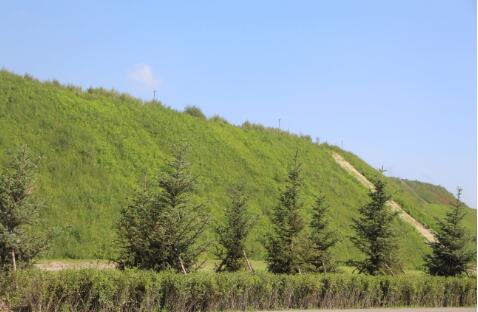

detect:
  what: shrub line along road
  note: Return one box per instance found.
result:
[331,152,436,242]
[263,308,476,312]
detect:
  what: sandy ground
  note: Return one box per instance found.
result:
[331,152,436,242]
[34,260,115,271]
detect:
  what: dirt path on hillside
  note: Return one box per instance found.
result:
[331,152,435,242]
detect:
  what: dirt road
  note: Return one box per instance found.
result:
[34,260,115,271]
[264,308,475,312]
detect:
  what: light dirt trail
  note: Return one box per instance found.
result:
[331,152,435,242]
[34,260,115,271]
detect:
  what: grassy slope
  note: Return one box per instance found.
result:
[331,147,476,242]
[395,178,462,206]
[395,178,476,245]
[0,71,475,269]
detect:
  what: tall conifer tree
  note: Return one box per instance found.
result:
[306,195,338,273]
[117,144,209,272]
[0,146,49,271]
[349,179,401,275]
[424,188,474,276]
[265,152,305,274]
[215,186,253,272]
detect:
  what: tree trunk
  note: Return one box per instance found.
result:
[242,248,254,273]
[11,249,16,272]
[178,256,187,274]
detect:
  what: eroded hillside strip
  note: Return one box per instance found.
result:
[331,152,435,242]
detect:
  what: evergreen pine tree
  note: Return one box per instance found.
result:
[116,186,155,269]
[349,178,401,275]
[424,188,474,276]
[306,195,338,273]
[117,144,209,272]
[0,146,49,271]
[215,186,253,272]
[265,152,305,274]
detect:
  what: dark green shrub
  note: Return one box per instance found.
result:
[349,178,402,275]
[424,188,475,276]
[116,144,210,272]
[209,115,229,124]
[265,152,306,274]
[0,147,50,272]
[215,186,254,272]
[184,106,206,120]
[305,195,339,273]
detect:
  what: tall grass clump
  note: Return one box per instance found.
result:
[1,270,475,311]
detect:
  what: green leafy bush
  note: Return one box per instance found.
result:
[209,115,229,124]
[184,106,207,120]
[1,270,476,311]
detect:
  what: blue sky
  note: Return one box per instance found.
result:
[1,1,476,206]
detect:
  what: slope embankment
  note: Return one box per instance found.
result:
[331,152,436,242]
[0,70,446,264]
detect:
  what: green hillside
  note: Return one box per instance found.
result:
[0,70,475,268]
[394,178,465,206]
[330,147,476,234]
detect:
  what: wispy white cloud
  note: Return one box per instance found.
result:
[128,64,160,89]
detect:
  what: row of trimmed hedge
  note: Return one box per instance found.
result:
[1,269,476,311]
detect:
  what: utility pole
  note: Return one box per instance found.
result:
[153,90,157,101]
[278,118,281,129]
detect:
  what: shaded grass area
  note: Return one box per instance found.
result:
[0,270,475,311]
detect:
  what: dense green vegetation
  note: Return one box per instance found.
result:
[116,144,210,272]
[265,152,306,274]
[349,179,401,275]
[1,269,476,311]
[306,194,339,273]
[425,189,475,276]
[0,70,475,269]
[215,185,254,272]
[0,146,49,270]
